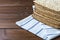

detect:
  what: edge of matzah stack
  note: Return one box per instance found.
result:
[32,12,60,28]
[32,0,60,28]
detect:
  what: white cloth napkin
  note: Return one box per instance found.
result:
[16,15,60,40]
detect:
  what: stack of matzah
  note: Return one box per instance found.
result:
[32,0,60,28]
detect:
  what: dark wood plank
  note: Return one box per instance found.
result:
[52,36,60,40]
[0,6,32,13]
[0,0,33,6]
[0,29,6,40]
[4,29,42,40]
[0,0,33,4]
[0,23,19,28]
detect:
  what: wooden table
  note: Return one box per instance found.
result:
[0,0,59,40]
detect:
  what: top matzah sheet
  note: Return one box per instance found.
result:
[34,0,60,11]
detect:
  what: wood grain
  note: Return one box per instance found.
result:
[3,29,42,40]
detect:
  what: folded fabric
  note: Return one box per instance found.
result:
[16,15,60,40]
